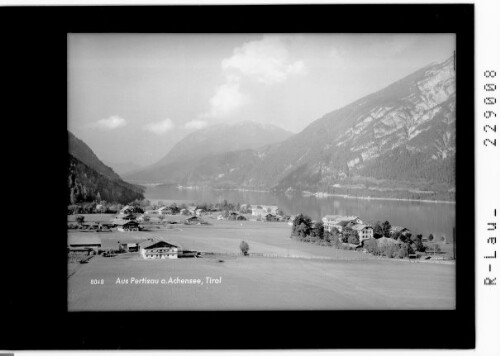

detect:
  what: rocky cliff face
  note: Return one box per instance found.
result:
[268,56,456,191]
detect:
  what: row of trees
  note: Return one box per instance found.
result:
[290,213,428,256]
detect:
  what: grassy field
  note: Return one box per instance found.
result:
[68,216,455,310]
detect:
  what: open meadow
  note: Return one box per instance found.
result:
[68,216,455,310]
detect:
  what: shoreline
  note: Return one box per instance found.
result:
[142,184,455,205]
[303,192,456,204]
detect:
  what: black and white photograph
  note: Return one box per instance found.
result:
[3,2,487,352]
[67,33,458,311]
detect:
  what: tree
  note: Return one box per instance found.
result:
[392,230,402,241]
[296,223,310,238]
[341,226,358,243]
[348,234,360,245]
[411,234,426,252]
[373,221,383,238]
[75,215,85,225]
[169,203,180,214]
[240,240,250,255]
[428,233,434,242]
[291,214,312,237]
[143,215,150,223]
[382,221,392,237]
[310,221,324,240]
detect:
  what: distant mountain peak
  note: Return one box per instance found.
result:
[134,119,293,174]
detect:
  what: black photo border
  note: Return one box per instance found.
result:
[2,4,474,350]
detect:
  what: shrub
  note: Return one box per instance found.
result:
[240,241,250,255]
[75,215,85,225]
[348,235,360,245]
[384,244,397,258]
[363,238,379,255]
[411,235,426,252]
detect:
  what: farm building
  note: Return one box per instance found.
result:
[114,213,136,221]
[264,213,279,222]
[322,215,363,233]
[139,240,179,259]
[119,205,138,214]
[195,208,205,216]
[119,243,139,252]
[228,212,247,221]
[113,219,141,232]
[68,235,102,252]
[185,216,203,225]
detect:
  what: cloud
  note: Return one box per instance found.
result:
[200,77,248,119]
[222,35,306,85]
[200,36,304,120]
[184,120,209,130]
[143,118,175,135]
[91,115,127,130]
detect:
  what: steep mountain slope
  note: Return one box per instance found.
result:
[266,55,456,191]
[127,121,293,182]
[126,56,456,199]
[68,131,144,204]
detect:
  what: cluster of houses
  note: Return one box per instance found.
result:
[67,235,196,260]
[321,215,411,243]
[69,202,288,235]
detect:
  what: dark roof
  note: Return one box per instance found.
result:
[142,240,178,250]
[115,213,136,219]
[113,219,139,226]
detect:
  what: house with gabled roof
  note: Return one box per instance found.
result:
[119,205,133,214]
[350,224,374,241]
[139,240,179,259]
[113,219,140,232]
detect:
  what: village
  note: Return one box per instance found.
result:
[68,201,452,263]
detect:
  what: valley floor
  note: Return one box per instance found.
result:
[68,219,455,311]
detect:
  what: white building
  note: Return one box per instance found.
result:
[139,240,178,259]
[322,215,363,233]
[251,205,279,216]
[350,224,374,241]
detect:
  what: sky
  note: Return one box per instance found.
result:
[68,33,455,167]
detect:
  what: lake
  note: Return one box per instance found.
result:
[145,185,456,241]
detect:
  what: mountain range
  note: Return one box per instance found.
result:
[127,121,293,183]
[125,56,455,200]
[68,131,144,205]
